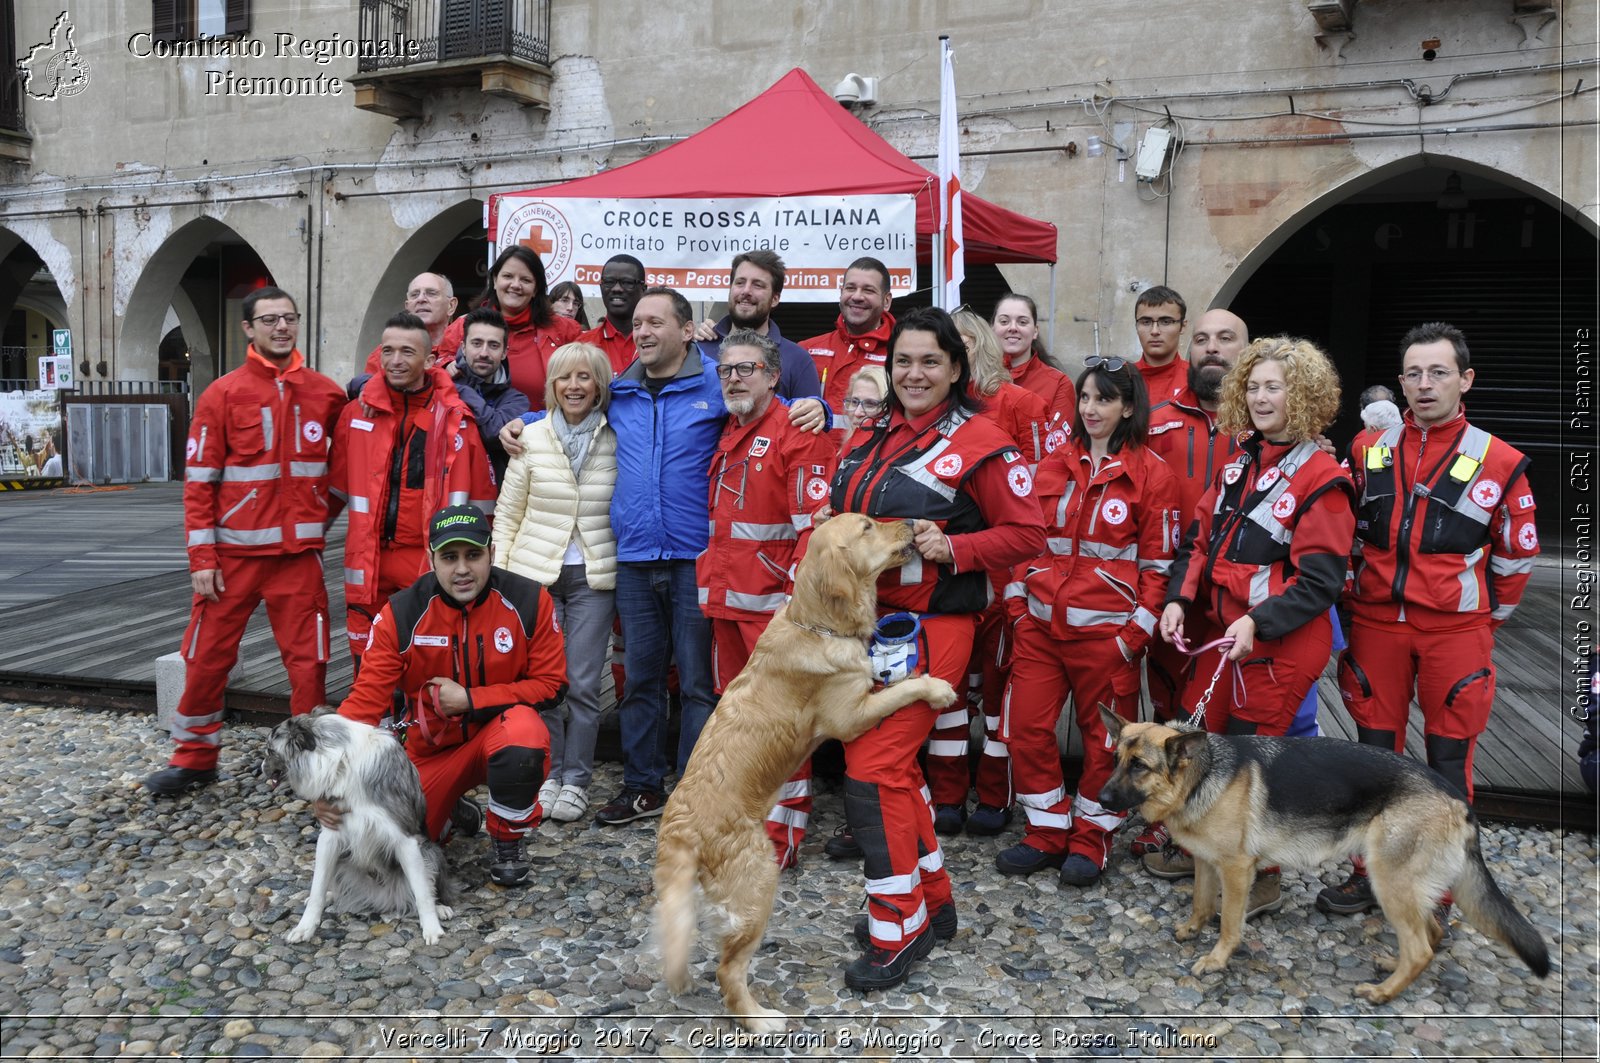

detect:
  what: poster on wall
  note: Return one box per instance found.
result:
[488,195,917,301]
[0,389,65,476]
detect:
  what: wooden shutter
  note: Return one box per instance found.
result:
[224,0,249,37]
[152,0,186,44]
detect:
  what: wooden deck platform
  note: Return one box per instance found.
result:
[0,482,1590,798]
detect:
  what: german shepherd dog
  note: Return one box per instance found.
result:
[1098,708,1549,1003]
[655,514,958,1033]
[261,711,455,945]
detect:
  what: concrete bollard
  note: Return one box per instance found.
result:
[155,651,246,732]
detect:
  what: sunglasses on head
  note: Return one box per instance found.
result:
[1084,355,1128,372]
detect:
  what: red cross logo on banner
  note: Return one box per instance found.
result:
[520,226,554,257]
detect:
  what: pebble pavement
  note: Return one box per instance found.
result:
[0,701,1594,1061]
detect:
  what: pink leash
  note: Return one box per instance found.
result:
[1168,632,1240,729]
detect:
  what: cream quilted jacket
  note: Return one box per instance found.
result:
[491,415,618,589]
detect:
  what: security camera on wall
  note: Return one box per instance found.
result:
[833,73,879,108]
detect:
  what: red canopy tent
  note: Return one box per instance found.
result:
[487,68,1057,268]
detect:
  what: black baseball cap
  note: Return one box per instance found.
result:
[428,505,491,552]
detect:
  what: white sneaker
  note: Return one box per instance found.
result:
[537,778,561,816]
[549,785,588,823]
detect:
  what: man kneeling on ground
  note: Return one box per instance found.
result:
[315,505,567,886]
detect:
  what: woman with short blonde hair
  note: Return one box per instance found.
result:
[494,341,619,823]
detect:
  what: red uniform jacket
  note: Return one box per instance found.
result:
[803,312,895,411]
[339,568,566,757]
[973,380,1062,465]
[577,318,636,377]
[183,346,346,571]
[1008,439,1181,659]
[1146,385,1242,526]
[698,400,838,621]
[329,368,498,607]
[1006,355,1076,426]
[440,308,581,412]
[1134,356,1186,404]
[1347,407,1537,630]
[832,406,1047,615]
[1169,435,1355,639]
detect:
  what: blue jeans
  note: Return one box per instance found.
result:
[614,560,717,793]
[545,564,616,789]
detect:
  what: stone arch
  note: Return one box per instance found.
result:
[1212,153,1597,308]
[355,198,487,355]
[118,216,274,385]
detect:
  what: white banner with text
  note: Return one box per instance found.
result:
[489,194,917,301]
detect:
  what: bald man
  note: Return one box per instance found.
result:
[1142,309,1249,738]
[359,272,461,379]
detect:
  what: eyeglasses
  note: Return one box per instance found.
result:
[842,397,887,412]
[1135,316,1182,330]
[715,361,766,380]
[406,288,446,300]
[1084,355,1128,372]
[1401,367,1458,384]
[251,313,300,327]
[601,278,643,291]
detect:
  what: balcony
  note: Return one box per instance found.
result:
[350,0,553,120]
[1,0,27,161]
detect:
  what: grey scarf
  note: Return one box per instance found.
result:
[550,408,603,478]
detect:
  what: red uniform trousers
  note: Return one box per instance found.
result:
[711,617,814,866]
[968,602,1015,808]
[1181,615,1331,737]
[171,552,329,770]
[923,603,992,806]
[345,544,426,664]
[1004,617,1141,867]
[1338,617,1493,802]
[413,704,551,843]
[845,612,973,951]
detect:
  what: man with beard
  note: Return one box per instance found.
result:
[446,307,529,482]
[579,254,647,375]
[1141,307,1248,727]
[693,249,821,400]
[698,330,837,867]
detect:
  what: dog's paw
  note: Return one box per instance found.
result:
[921,678,958,708]
[1191,950,1231,976]
[434,905,455,922]
[1354,981,1397,1004]
[285,922,317,944]
[738,1009,787,1035]
[1373,950,1398,973]
[1174,920,1203,942]
[420,919,445,945]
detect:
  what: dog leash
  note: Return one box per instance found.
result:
[1168,632,1239,729]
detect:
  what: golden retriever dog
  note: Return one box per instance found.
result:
[654,513,957,1033]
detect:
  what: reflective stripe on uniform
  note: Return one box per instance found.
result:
[766,805,809,828]
[294,522,324,540]
[725,590,786,612]
[927,739,968,757]
[188,529,217,546]
[186,466,222,483]
[866,870,921,895]
[1063,606,1131,628]
[1073,791,1124,831]
[490,797,536,824]
[1489,555,1535,576]
[345,567,366,586]
[1046,536,1074,556]
[349,494,371,513]
[730,521,795,541]
[217,527,283,545]
[222,464,280,482]
[471,498,495,515]
[1078,540,1136,561]
[1457,548,1483,612]
[775,779,810,801]
[289,461,328,478]
[1133,606,1158,634]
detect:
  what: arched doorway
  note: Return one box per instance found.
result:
[1225,161,1597,531]
[0,231,67,385]
[120,217,274,393]
[355,199,487,356]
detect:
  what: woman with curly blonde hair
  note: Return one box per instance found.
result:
[1155,335,1355,913]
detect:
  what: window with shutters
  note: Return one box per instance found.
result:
[152,0,249,44]
[1,0,21,133]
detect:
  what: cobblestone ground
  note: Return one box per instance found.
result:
[0,701,1595,1061]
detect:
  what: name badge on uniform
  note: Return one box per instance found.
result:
[351,418,374,433]
[414,635,448,647]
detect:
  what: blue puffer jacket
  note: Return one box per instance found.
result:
[606,349,727,562]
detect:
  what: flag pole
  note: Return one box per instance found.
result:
[935,35,964,311]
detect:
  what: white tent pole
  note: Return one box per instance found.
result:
[1047,263,1058,355]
